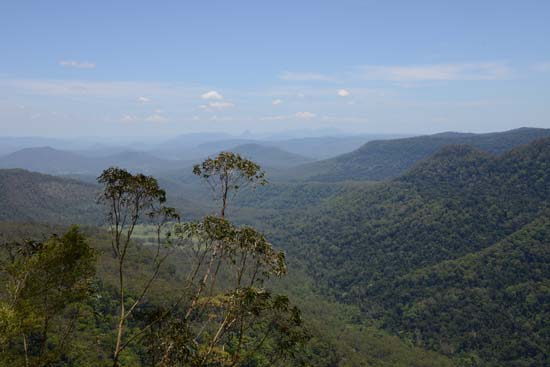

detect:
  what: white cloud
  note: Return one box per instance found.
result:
[200,101,234,109]
[137,96,151,103]
[358,63,511,81]
[280,63,511,84]
[260,112,317,121]
[272,99,283,105]
[145,114,167,123]
[260,115,286,121]
[119,114,167,123]
[209,101,234,108]
[280,71,334,81]
[337,89,350,97]
[59,60,96,69]
[120,114,137,123]
[201,90,224,100]
[210,115,234,121]
[0,79,202,99]
[260,111,317,121]
[295,111,316,119]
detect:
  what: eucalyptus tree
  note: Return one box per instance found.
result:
[147,216,306,367]
[193,152,266,218]
[98,167,179,367]
[142,153,307,366]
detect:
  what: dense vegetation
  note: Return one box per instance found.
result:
[1,154,316,367]
[0,169,101,224]
[254,138,550,365]
[0,221,457,367]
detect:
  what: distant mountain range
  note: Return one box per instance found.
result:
[286,127,550,182]
[0,147,186,175]
[231,144,313,167]
[150,134,395,160]
[0,142,317,176]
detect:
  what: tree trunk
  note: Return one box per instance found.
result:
[113,258,125,367]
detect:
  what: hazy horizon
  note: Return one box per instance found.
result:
[0,126,547,144]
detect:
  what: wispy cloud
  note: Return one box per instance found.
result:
[281,62,512,83]
[0,79,202,99]
[337,89,350,97]
[199,101,234,110]
[272,99,283,105]
[59,60,96,69]
[201,90,224,100]
[209,101,234,108]
[119,113,167,123]
[357,63,512,81]
[260,111,317,121]
[137,96,151,103]
[145,114,167,123]
[295,111,316,119]
[120,114,137,123]
[209,115,235,122]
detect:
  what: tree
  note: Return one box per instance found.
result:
[193,152,266,218]
[0,226,96,367]
[146,216,307,367]
[141,154,307,366]
[97,167,178,367]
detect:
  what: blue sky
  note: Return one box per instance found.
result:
[0,0,549,137]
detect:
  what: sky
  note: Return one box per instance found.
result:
[0,0,549,137]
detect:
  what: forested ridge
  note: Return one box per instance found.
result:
[287,127,550,182]
[255,138,550,365]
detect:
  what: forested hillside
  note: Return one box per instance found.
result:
[372,215,550,366]
[289,127,550,182]
[253,138,550,365]
[0,169,101,224]
[0,221,456,367]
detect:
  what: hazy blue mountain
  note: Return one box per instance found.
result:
[0,147,96,174]
[268,136,392,159]
[230,143,313,168]
[0,137,80,155]
[152,135,401,161]
[0,147,186,175]
[149,132,236,159]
